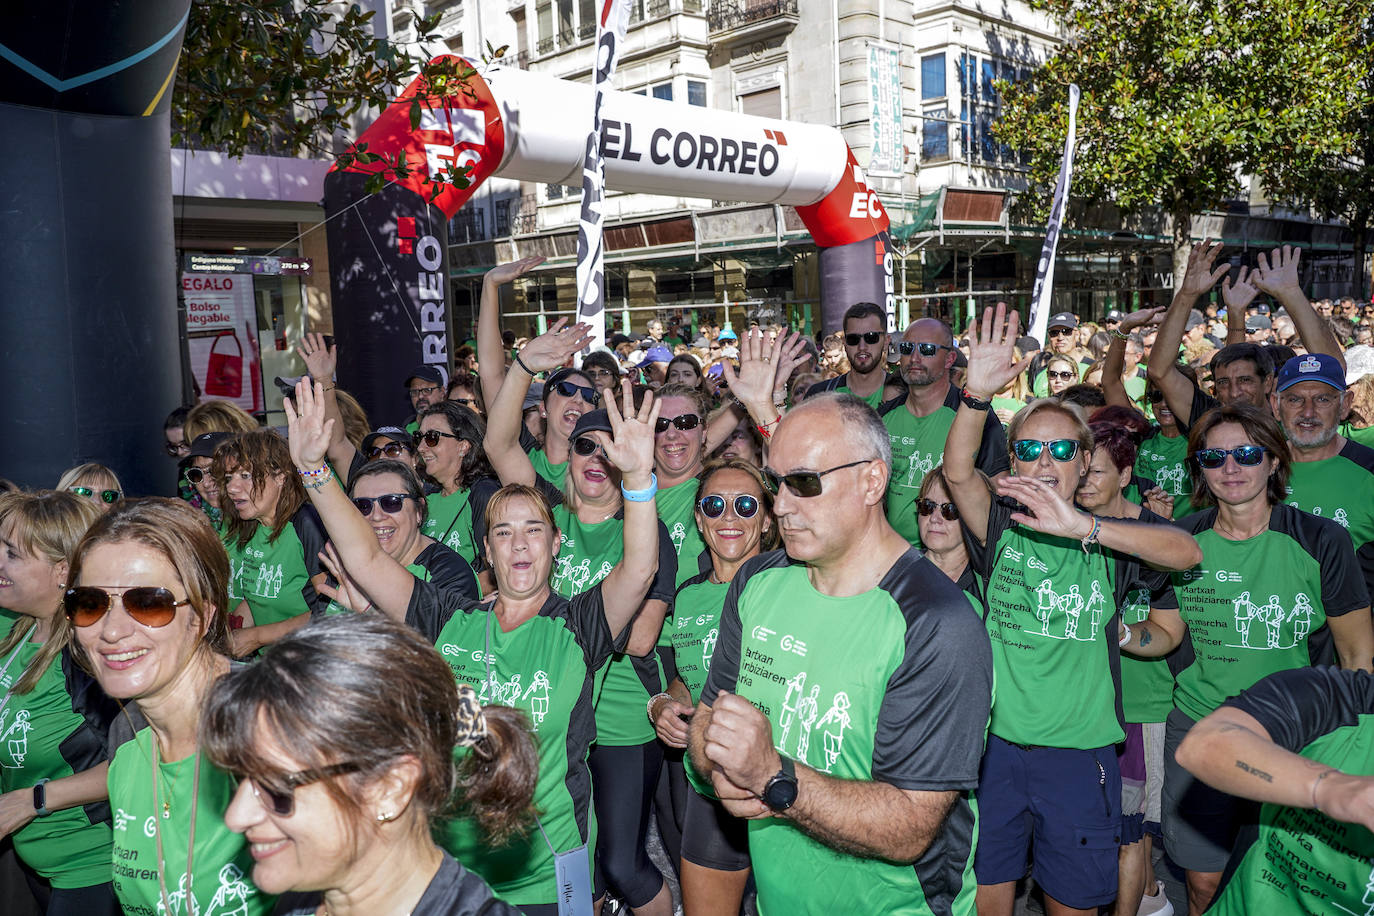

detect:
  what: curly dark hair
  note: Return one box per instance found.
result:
[418,401,495,490]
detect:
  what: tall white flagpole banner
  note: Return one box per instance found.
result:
[1026,83,1080,345]
[574,0,630,360]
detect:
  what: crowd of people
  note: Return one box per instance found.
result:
[1,240,1373,916]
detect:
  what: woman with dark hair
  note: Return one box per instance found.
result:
[580,350,622,398]
[202,614,537,916]
[1162,403,1374,915]
[213,430,327,654]
[416,401,501,581]
[287,377,664,914]
[0,491,116,915]
[651,459,775,916]
[446,373,485,417]
[666,354,705,393]
[915,464,986,605]
[68,498,273,916]
[949,304,1201,916]
[319,460,478,614]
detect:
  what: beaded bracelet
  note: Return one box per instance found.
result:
[299,465,335,490]
[1109,328,1131,342]
[647,692,673,722]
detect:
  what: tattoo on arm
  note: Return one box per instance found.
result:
[1139,628,1152,647]
[1235,759,1274,783]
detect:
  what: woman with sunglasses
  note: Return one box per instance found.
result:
[1103,308,1197,519]
[318,460,478,615]
[487,348,679,916]
[361,427,418,472]
[202,614,535,916]
[57,464,123,510]
[914,464,986,606]
[415,402,500,584]
[651,459,775,916]
[0,491,118,915]
[949,303,1201,916]
[180,432,233,529]
[67,498,274,916]
[214,431,328,655]
[288,376,665,914]
[1042,354,1081,398]
[1162,403,1374,915]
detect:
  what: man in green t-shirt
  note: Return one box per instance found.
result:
[688,394,994,916]
[803,302,902,408]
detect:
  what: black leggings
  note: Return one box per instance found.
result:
[21,871,118,916]
[590,740,666,908]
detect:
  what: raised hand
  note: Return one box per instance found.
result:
[723,328,789,411]
[600,379,660,485]
[516,318,594,373]
[965,303,1033,400]
[1253,246,1303,298]
[296,332,337,384]
[1222,267,1260,313]
[1179,240,1230,300]
[769,331,811,403]
[284,379,335,470]
[995,475,1094,540]
[484,255,546,288]
[1118,306,1167,334]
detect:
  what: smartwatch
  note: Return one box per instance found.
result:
[761,756,798,812]
[33,778,51,817]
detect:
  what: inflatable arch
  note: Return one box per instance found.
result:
[324,56,893,417]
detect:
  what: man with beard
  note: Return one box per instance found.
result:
[1273,353,1374,609]
[805,302,903,408]
[879,318,1009,547]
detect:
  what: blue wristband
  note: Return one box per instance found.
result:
[621,472,658,502]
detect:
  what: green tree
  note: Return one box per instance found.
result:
[996,0,1371,285]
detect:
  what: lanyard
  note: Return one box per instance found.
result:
[0,633,35,721]
[151,739,201,916]
[438,489,473,547]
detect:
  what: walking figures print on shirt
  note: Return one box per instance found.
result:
[229,551,283,600]
[1178,564,1320,655]
[990,543,1110,644]
[776,673,852,774]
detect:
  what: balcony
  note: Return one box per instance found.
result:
[537,36,555,55]
[708,0,797,40]
[647,0,669,17]
[578,21,596,39]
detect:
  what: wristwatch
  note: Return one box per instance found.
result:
[33,778,50,817]
[761,756,798,812]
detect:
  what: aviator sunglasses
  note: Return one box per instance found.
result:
[69,486,122,504]
[698,494,760,519]
[1011,439,1080,462]
[762,459,871,498]
[352,493,411,515]
[917,499,960,520]
[64,586,191,628]
[898,341,953,357]
[245,762,365,817]
[1194,445,1267,469]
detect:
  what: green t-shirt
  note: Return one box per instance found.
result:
[990,396,1025,425]
[108,733,271,916]
[0,637,112,888]
[226,516,320,626]
[699,550,991,916]
[1208,667,1374,916]
[424,488,480,565]
[1171,505,1367,722]
[666,577,729,701]
[882,402,956,547]
[657,477,708,588]
[1338,420,1374,450]
[530,448,568,489]
[1118,586,1175,724]
[1134,428,1194,519]
[1285,442,1374,582]
[838,384,885,410]
[975,502,1125,748]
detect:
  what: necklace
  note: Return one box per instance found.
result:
[155,752,185,818]
[151,737,201,915]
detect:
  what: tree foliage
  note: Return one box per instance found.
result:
[995,0,1373,271]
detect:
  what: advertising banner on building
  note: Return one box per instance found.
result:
[181,272,263,414]
[866,43,904,178]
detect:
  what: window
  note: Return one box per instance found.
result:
[739,86,781,118]
[920,54,945,100]
[922,108,949,161]
[981,60,998,101]
[547,183,563,200]
[495,199,511,236]
[578,0,595,38]
[536,3,553,52]
[687,79,707,107]
[652,82,673,101]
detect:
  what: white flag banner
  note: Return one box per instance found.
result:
[1026,83,1080,345]
[573,0,630,359]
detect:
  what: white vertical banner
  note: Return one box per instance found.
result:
[1026,83,1080,344]
[574,0,630,359]
[866,43,903,178]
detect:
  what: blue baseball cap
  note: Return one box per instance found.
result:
[717,328,738,341]
[1277,353,1345,392]
[645,346,673,364]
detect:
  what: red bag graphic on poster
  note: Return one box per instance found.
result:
[205,330,243,398]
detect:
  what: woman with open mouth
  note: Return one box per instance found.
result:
[412,401,501,594]
[69,498,274,916]
[287,369,664,915]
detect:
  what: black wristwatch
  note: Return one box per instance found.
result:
[33,778,50,817]
[761,756,798,812]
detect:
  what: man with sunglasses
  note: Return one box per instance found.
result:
[403,365,446,436]
[1028,312,1085,397]
[803,302,904,408]
[879,318,1009,547]
[687,391,993,916]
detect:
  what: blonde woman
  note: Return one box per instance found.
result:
[57,464,123,510]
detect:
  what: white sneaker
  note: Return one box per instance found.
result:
[1137,879,1174,916]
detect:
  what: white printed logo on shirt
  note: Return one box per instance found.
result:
[776,672,852,774]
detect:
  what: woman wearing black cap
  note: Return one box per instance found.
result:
[486,323,679,916]
[181,432,233,528]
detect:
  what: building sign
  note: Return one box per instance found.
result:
[183,253,312,275]
[181,272,263,413]
[867,43,904,178]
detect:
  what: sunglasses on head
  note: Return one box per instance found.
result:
[1195,445,1267,469]
[844,331,884,346]
[246,762,365,818]
[917,499,960,520]
[69,486,121,504]
[698,494,760,519]
[367,441,411,460]
[1011,439,1080,462]
[762,459,871,498]
[1046,369,1076,381]
[898,341,951,357]
[572,436,606,458]
[352,493,411,515]
[414,429,460,449]
[552,380,600,405]
[64,586,190,628]
[655,414,702,434]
